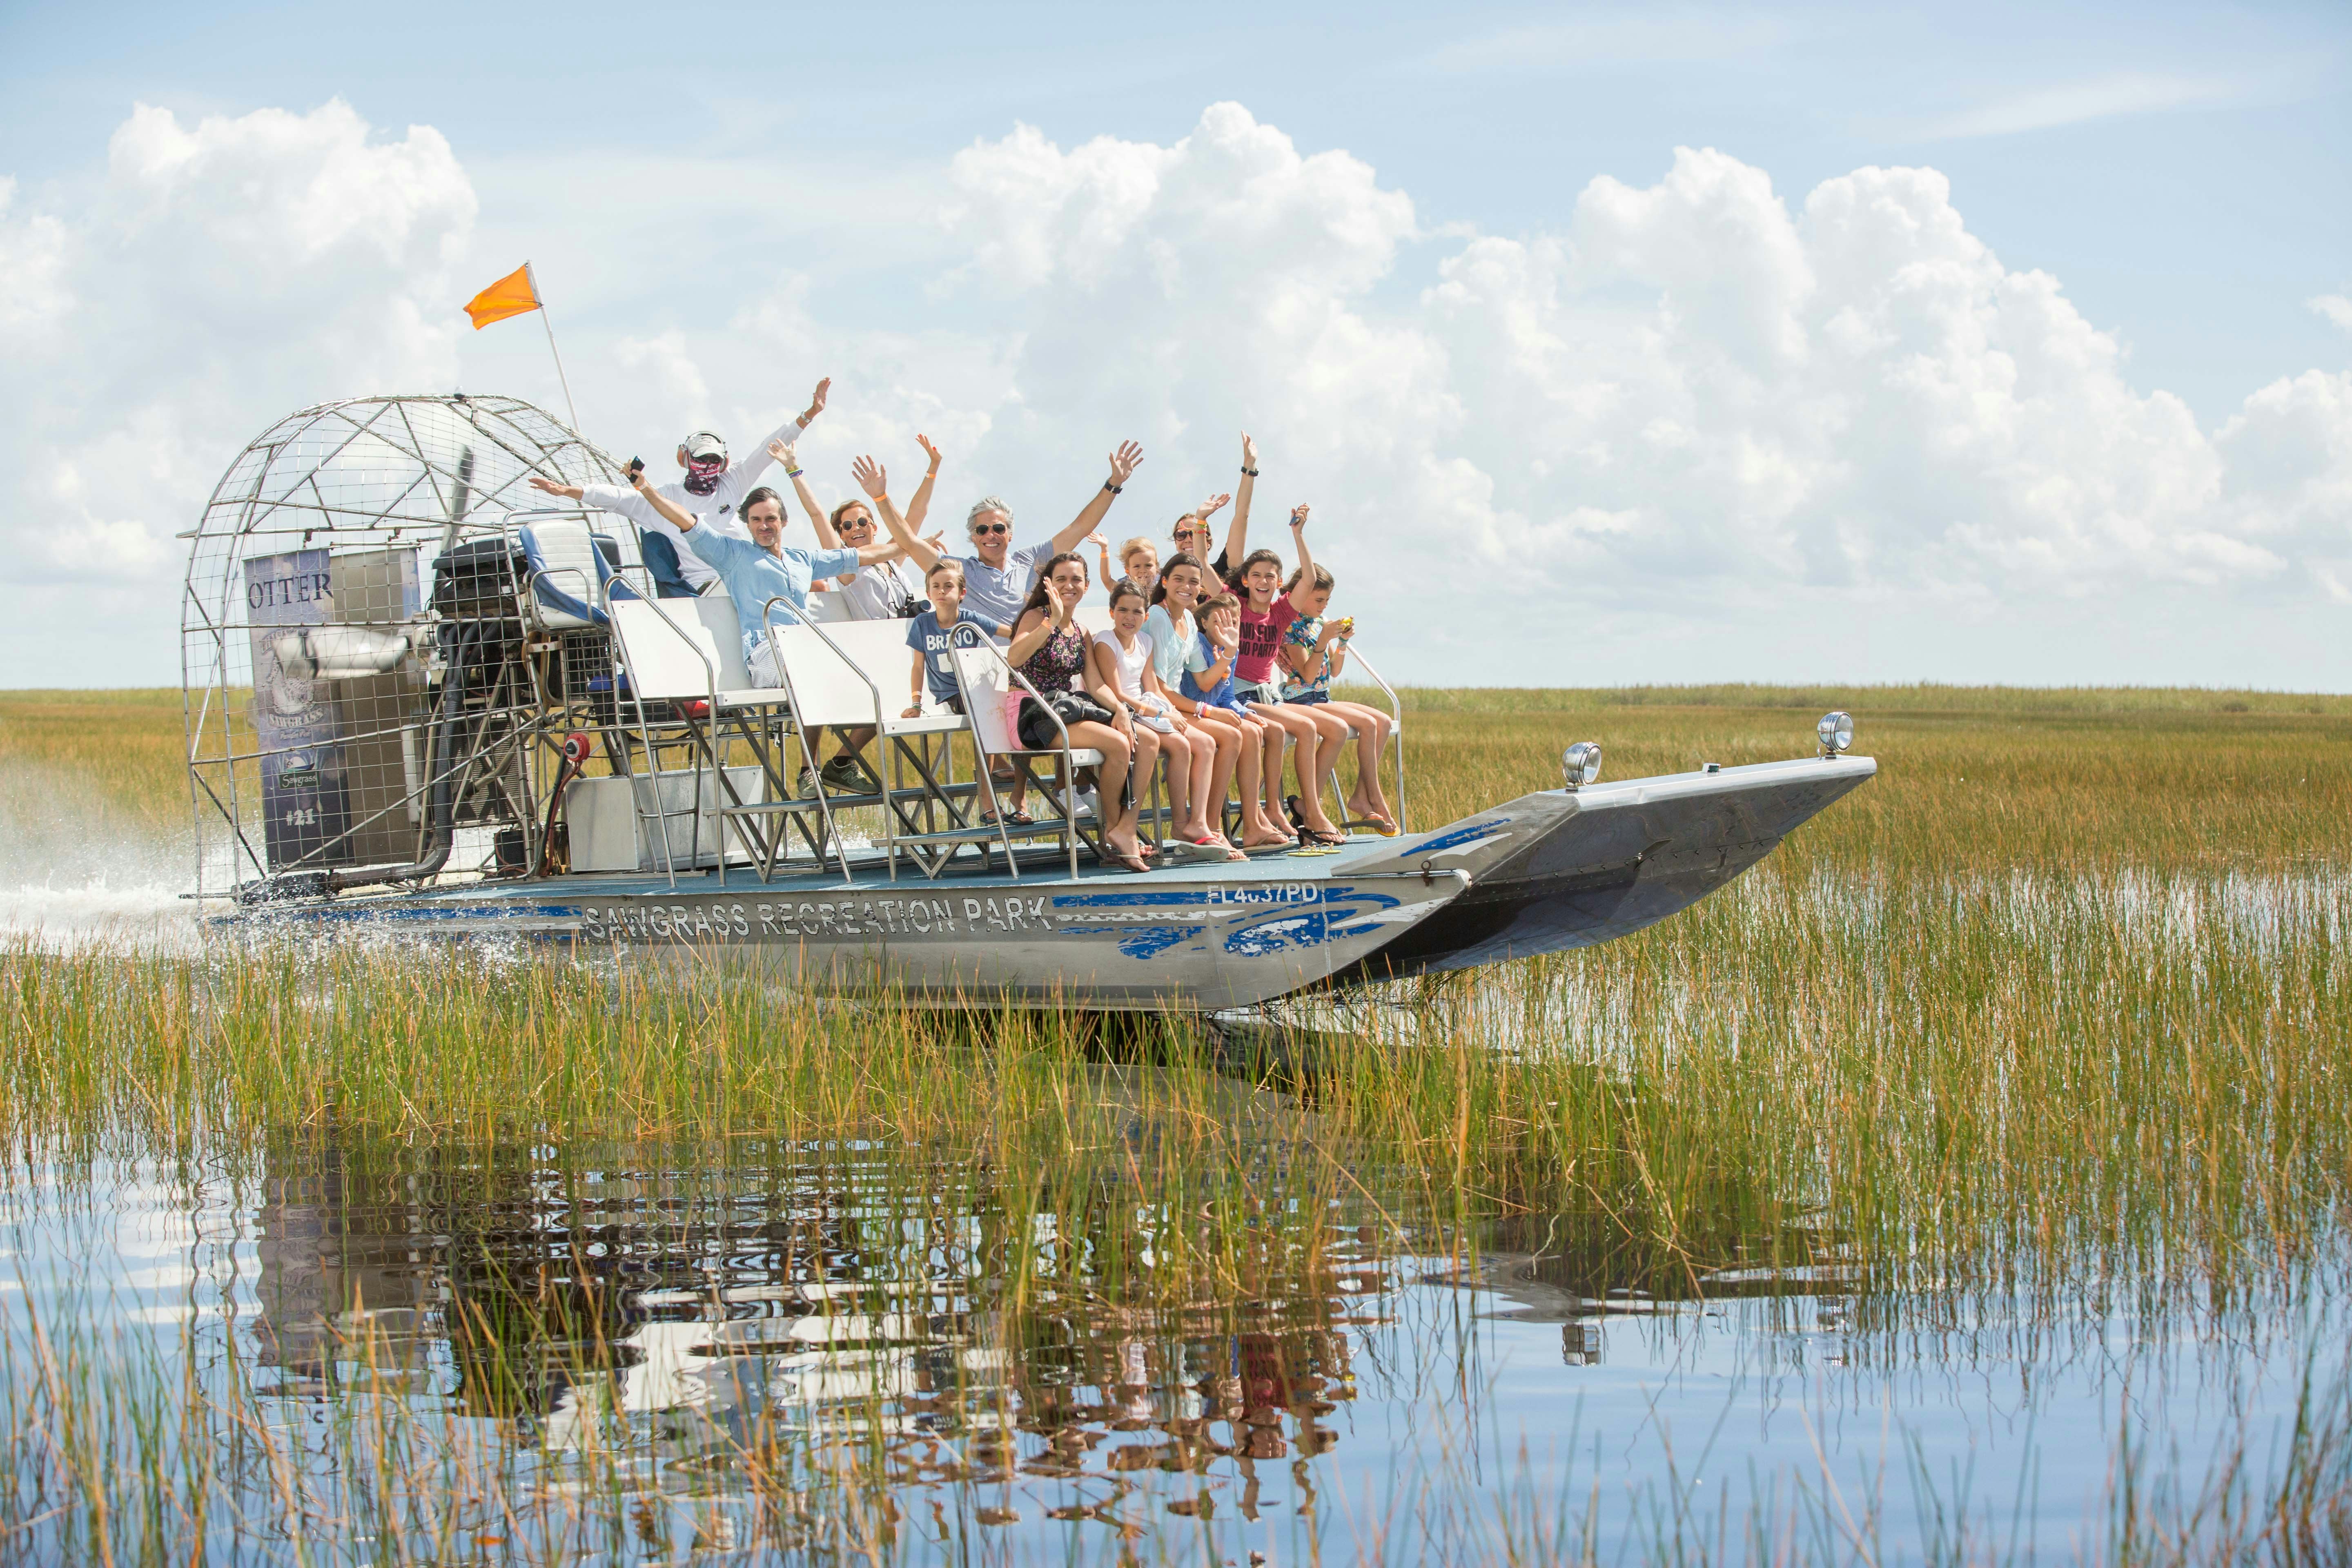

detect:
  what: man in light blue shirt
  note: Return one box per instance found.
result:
[629,474,904,792]
[630,473,894,673]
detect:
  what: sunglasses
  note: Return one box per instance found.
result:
[837,516,874,530]
[971,523,1011,537]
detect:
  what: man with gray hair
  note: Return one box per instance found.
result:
[891,439,1145,640]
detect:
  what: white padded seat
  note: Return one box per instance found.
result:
[949,644,1105,767]
[519,519,612,630]
[610,599,767,706]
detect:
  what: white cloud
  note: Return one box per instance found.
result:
[2312,294,2352,334]
[4,97,2349,687]
[0,99,473,607]
[913,120,2327,626]
[1914,71,2247,139]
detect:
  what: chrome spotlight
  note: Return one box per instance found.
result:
[1562,741,1604,790]
[1817,710,1855,757]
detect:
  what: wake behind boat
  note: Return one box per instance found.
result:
[184,395,1872,1011]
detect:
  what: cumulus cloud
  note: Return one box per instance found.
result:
[918,112,2335,630]
[0,100,473,592]
[4,95,2347,686]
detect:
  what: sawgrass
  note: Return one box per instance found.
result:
[1,684,2350,1563]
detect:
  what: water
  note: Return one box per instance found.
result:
[0,759,201,952]
[9,1116,2346,1566]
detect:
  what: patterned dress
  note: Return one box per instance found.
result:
[1278,613,1333,702]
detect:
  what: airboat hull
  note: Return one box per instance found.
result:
[214,757,1872,1011]
[1331,754,1878,979]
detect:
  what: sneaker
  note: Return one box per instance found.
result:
[796,766,820,798]
[821,755,878,794]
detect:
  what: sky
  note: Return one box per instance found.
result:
[1,0,2346,690]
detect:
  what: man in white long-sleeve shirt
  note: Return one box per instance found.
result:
[526,377,831,595]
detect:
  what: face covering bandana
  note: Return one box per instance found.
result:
[682,455,728,496]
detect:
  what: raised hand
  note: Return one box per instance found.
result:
[802,377,830,425]
[1241,432,1257,472]
[1198,492,1232,517]
[921,531,946,552]
[527,475,583,499]
[768,438,796,465]
[1290,503,1310,530]
[1084,530,1109,551]
[850,455,888,499]
[917,432,942,471]
[1107,440,1144,488]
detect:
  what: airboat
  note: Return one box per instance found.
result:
[183,394,1874,1011]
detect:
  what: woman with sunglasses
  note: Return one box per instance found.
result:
[784,433,944,619]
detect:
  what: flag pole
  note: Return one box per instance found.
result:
[524,261,584,435]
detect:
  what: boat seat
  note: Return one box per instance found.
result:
[800,590,854,624]
[519,520,624,630]
[950,640,1112,879]
[757,610,1017,880]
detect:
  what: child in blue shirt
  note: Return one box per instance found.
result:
[902,559,978,715]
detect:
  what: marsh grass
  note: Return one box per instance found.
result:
[2,685,2350,1563]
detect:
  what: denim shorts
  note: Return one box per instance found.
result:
[1283,689,1330,706]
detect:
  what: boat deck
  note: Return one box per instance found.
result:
[368,833,1397,907]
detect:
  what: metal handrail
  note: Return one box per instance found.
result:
[1339,641,1408,834]
[605,586,727,888]
[951,637,1091,882]
[756,595,864,885]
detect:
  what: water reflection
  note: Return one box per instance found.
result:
[248,1127,1379,1553]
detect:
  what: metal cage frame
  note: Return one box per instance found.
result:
[181,394,630,900]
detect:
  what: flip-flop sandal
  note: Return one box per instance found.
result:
[1290,845,1342,857]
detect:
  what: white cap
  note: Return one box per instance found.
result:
[683,431,727,462]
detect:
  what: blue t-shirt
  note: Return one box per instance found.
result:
[904,608,985,705]
[686,530,860,658]
[949,540,1057,640]
[1178,629,1245,712]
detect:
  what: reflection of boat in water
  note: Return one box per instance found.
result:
[187,395,1872,1010]
[248,1117,1371,1537]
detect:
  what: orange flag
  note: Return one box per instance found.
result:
[463,263,540,330]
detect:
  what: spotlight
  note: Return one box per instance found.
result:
[1817,711,1855,757]
[1562,742,1603,790]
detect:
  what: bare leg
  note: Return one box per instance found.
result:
[1127,724,1161,846]
[1234,716,1292,846]
[1301,705,1352,831]
[1188,710,1247,842]
[1065,722,1141,858]
[1159,726,1198,836]
[1248,704,1339,836]
[1327,700,1394,825]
